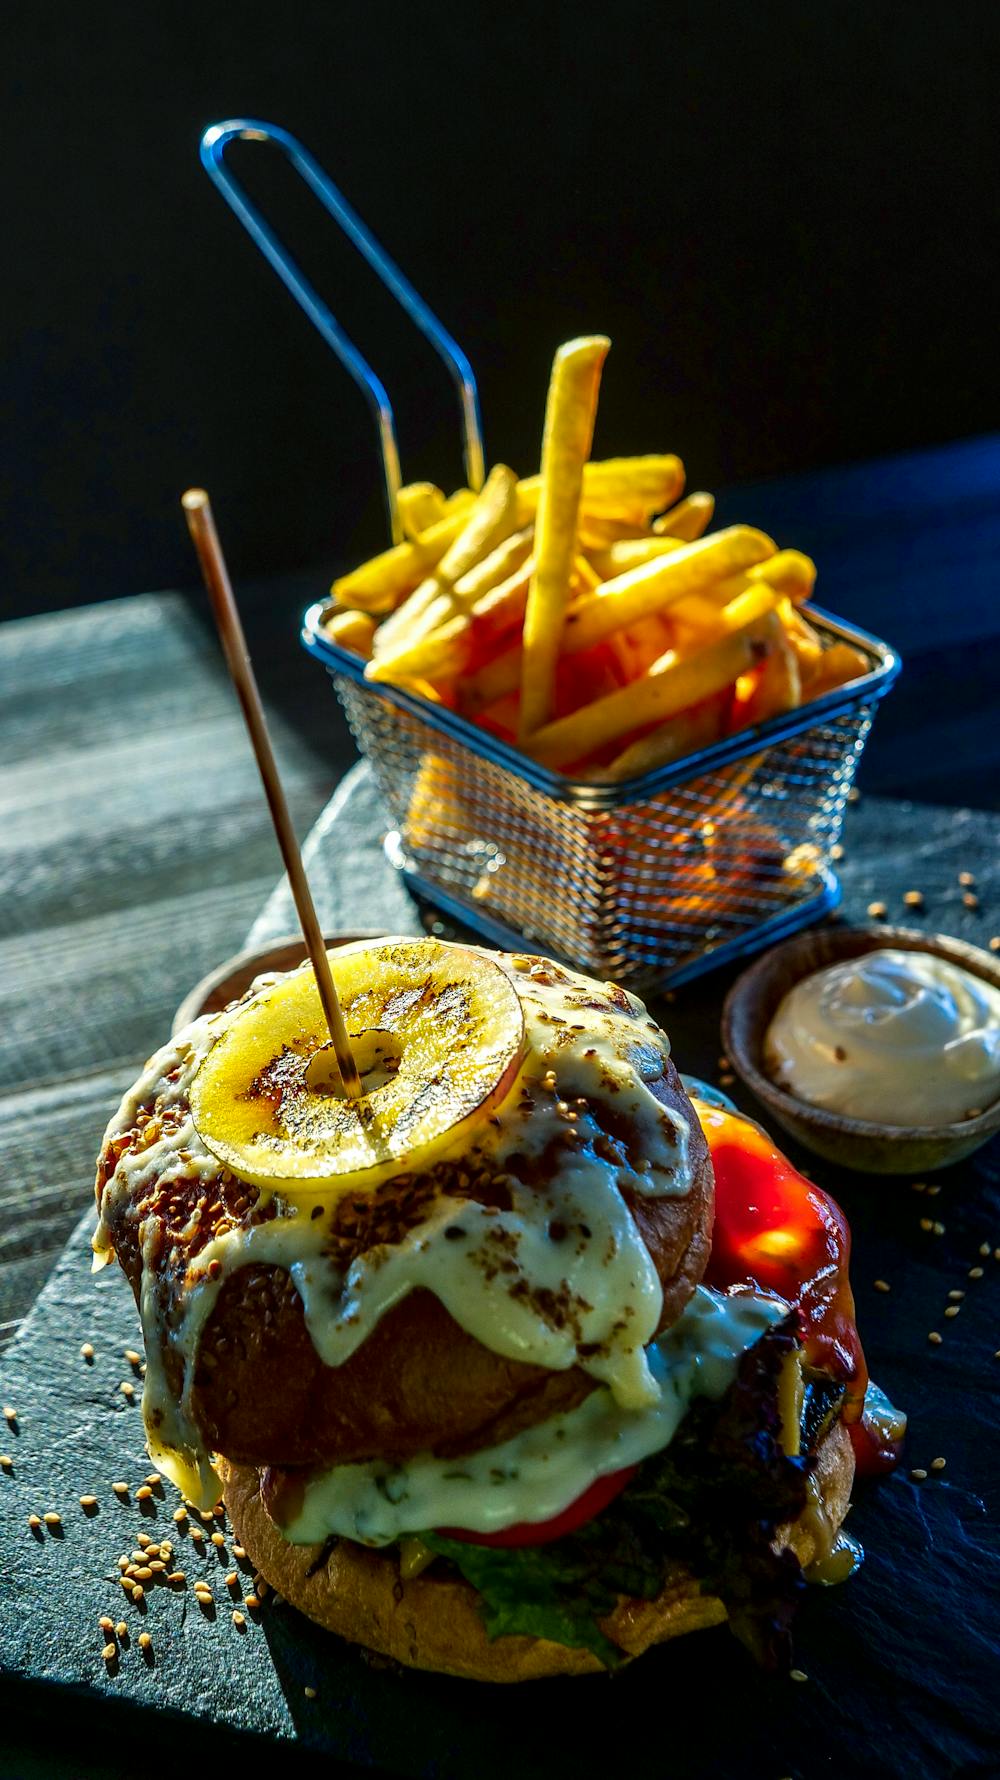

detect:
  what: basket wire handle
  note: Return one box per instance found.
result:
[200,119,486,545]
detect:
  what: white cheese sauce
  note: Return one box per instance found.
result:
[278,1286,787,1545]
[93,943,696,1505]
[764,947,1000,1127]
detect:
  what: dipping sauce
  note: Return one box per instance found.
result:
[764,948,1000,1127]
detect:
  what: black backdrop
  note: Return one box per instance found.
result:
[4,0,1000,617]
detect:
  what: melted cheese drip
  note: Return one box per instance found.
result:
[94,944,694,1505]
[278,1287,787,1545]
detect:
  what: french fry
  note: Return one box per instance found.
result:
[518,337,609,739]
[332,507,473,614]
[523,585,778,770]
[367,530,535,687]
[803,641,871,697]
[586,537,683,579]
[396,482,448,540]
[559,526,775,656]
[517,454,685,526]
[470,557,536,647]
[600,693,729,781]
[366,612,471,685]
[573,554,601,593]
[652,492,715,541]
[452,528,533,609]
[731,613,801,727]
[370,465,520,667]
[321,608,377,659]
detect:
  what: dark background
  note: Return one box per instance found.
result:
[4,0,1000,620]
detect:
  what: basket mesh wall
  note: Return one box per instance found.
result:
[331,647,879,987]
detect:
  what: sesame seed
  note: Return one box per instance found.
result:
[789,1669,808,1683]
[80,1344,95,1361]
[190,1526,205,1543]
[135,1486,153,1502]
[115,1621,127,1639]
[172,1507,187,1523]
[911,1181,927,1192]
[211,1531,225,1547]
[995,1249,1000,1262]
[989,937,1000,953]
[959,870,976,887]
[0,1455,11,1471]
[903,890,924,908]
[112,1482,129,1497]
[3,1407,17,1425]
[214,1505,225,1520]
[225,1571,238,1588]
[931,1457,947,1472]
[138,1631,152,1650]
[867,901,887,919]
[160,1541,173,1557]
[102,1643,117,1663]
[168,1571,186,1585]
[149,1560,166,1574]
[123,1349,141,1366]
[933,1221,946,1235]
[99,1616,114,1633]
[135,1567,153,1583]
[145,1474,161,1487]
[945,1306,960,1318]
[948,1290,965,1301]
[969,1266,985,1279]
[919,1217,933,1231]
[232,1545,246,1559]
[43,1512,61,1528]
[120,1578,134,1593]
[232,1611,246,1627]
[910,1468,928,1481]
[131,1549,146,1562]
[925,1183,941,1196]
[200,1509,215,1524]
[963,892,979,910]
[304,1685,317,1699]
[245,1594,260,1611]
[119,1382,135,1399]
[117,1557,128,1572]
[79,1495,98,1509]
[254,1579,268,1598]
[873,1279,890,1293]
[980,1242,991,1257]
[28,1514,41,1530]
[928,1331,943,1345]
[132,1584,144,1602]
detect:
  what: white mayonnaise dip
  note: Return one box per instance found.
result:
[279,1286,787,1546]
[93,943,698,1504]
[764,947,1000,1127]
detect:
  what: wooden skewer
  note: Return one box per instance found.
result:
[182,488,362,1100]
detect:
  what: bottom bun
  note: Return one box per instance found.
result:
[219,1422,854,1683]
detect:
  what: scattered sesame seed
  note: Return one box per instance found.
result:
[145,1474,161,1488]
[123,1349,141,1366]
[79,1495,98,1509]
[245,1594,260,1611]
[43,1512,61,1528]
[149,1560,166,1574]
[232,1611,246,1628]
[190,1526,205,1543]
[910,1468,928,1481]
[304,1685,317,1699]
[0,1455,11,1471]
[138,1631,152,1651]
[160,1541,173,1557]
[135,1486,153,1502]
[933,1221,946,1235]
[28,1514,41,1530]
[925,1183,941,1196]
[80,1344,95,1361]
[928,1331,943,1345]
[200,1509,215,1524]
[969,1266,985,1279]
[963,892,979,910]
[135,1567,153,1583]
[102,1643,117,1663]
[789,1669,808,1683]
[225,1571,238,1588]
[131,1549,146,1562]
[911,1181,927,1192]
[120,1577,134,1594]
[115,1621,127,1639]
[931,1457,947,1472]
[919,1218,933,1232]
[131,1584,144,1602]
[172,1507,187,1523]
[948,1290,965,1301]
[119,1382,135,1399]
[117,1557,128,1572]
[945,1306,960,1319]
[211,1531,225,1547]
[903,890,924,908]
[995,1249,1000,1262]
[3,1407,18,1425]
[232,1545,246,1560]
[867,901,887,920]
[99,1616,114,1633]
[137,1533,151,1547]
[112,1482,129,1497]
[989,937,1000,953]
[980,1242,991,1257]
[168,1571,185,1585]
[873,1279,891,1293]
[959,870,976,887]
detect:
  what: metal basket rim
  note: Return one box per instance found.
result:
[302,598,900,810]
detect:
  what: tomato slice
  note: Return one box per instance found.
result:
[438,1462,639,1548]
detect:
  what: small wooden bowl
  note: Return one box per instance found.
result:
[172,932,389,1034]
[722,926,1000,1174]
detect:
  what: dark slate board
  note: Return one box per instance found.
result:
[2,767,999,1780]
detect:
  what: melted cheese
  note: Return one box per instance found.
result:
[94,944,695,1504]
[278,1287,787,1545]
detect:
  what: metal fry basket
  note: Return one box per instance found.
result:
[203,119,900,990]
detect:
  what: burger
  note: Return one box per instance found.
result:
[93,936,887,1682]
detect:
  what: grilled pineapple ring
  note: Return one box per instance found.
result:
[190,940,526,1193]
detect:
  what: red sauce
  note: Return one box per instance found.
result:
[692,1098,900,1474]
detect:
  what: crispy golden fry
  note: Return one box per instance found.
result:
[586,537,683,579]
[779,600,825,684]
[607,614,676,682]
[804,641,871,697]
[559,526,775,656]
[518,338,609,739]
[471,558,535,646]
[652,492,715,541]
[733,613,802,727]
[332,508,474,614]
[321,608,377,659]
[523,585,778,770]
[367,612,471,685]
[452,528,533,609]
[600,695,728,781]
[370,465,520,667]
[396,482,448,540]
[517,454,684,526]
